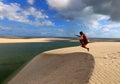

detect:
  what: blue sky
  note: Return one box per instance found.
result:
[0,0,120,38]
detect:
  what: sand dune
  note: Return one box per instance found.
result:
[8,42,120,84]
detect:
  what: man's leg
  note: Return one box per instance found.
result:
[82,43,89,51]
[80,39,89,51]
[80,39,84,45]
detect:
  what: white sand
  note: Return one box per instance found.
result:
[8,42,120,84]
[0,38,70,43]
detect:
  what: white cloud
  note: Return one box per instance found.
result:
[35,27,65,37]
[0,25,10,30]
[47,0,85,20]
[85,14,120,38]
[28,20,54,26]
[27,7,48,19]
[47,0,70,10]
[27,0,34,5]
[47,0,85,11]
[0,2,54,26]
[0,2,28,22]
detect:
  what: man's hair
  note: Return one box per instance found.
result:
[80,31,83,35]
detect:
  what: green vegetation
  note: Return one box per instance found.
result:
[0,40,79,84]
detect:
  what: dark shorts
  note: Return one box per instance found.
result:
[80,39,88,44]
[80,39,88,47]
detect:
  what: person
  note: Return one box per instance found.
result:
[75,31,89,51]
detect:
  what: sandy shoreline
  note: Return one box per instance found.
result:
[0,37,72,43]
[7,41,120,84]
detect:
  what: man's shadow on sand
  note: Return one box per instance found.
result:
[39,52,95,84]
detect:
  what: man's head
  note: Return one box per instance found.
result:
[80,31,83,35]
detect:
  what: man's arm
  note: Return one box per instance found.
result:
[75,34,81,37]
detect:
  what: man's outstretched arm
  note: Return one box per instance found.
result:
[75,34,81,37]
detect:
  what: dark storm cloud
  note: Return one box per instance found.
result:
[47,0,120,21]
[88,0,120,21]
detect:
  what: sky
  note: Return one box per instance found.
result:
[0,0,120,38]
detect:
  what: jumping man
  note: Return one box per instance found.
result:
[75,31,89,51]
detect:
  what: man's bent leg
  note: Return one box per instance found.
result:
[80,39,84,45]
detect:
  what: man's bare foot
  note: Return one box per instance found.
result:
[87,48,89,52]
